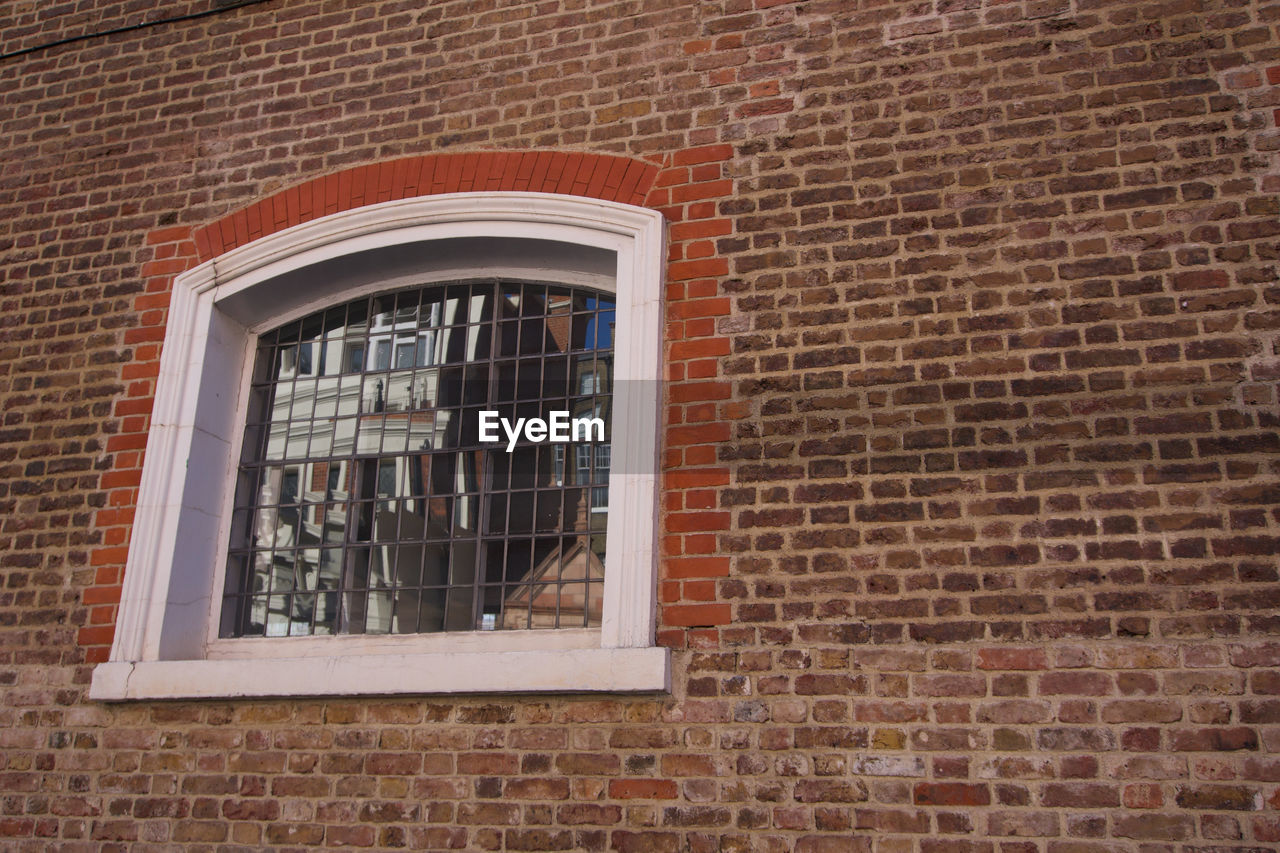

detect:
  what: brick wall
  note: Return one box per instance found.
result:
[2,0,1280,849]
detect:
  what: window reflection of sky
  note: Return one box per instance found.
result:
[585,298,614,350]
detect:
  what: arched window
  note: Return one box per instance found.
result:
[91,193,667,699]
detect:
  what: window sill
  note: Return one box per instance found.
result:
[88,645,670,700]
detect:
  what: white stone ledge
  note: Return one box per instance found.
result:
[89,647,670,701]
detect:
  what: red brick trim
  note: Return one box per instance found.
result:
[193,151,662,261]
[648,144,739,649]
[79,227,199,663]
[83,147,739,662]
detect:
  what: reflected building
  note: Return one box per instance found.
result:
[222,280,614,638]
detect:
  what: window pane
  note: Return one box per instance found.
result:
[223,279,613,637]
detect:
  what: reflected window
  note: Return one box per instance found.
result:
[222,280,615,638]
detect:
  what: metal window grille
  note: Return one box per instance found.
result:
[221,279,615,637]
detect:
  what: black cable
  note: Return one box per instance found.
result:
[0,0,275,63]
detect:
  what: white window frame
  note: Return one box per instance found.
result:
[90,192,668,700]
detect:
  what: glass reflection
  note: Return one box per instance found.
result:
[225,280,615,638]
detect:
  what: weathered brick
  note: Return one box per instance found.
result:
[1042,783,1120,808]
[4,3,1278,852]
[914,783,991,806]
[1111,814,1195,841]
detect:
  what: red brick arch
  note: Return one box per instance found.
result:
[193,151,662,261]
